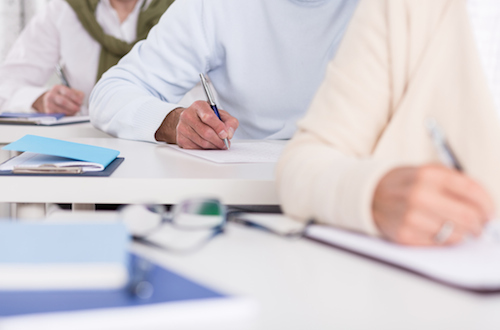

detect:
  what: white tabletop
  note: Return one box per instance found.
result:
[0,122,111,144]
[132,222,500,330]
[0,138,280,205]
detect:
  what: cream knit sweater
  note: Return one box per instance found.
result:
[277,0,500,235]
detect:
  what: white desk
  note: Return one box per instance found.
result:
[0,122,111,144]
[129,222,500,330]
[0,138,279,206]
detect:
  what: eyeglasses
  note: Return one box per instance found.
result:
[120,198,312,255]
[121,198,314,300]
[119,198,227,253]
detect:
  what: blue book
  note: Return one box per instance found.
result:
[0,112,89,126]
[0,254,257,330]
[0,222,129,291]
[0,112,65,119]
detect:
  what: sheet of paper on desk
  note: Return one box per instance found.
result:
[306,222,500,292]
[167,141,285,163]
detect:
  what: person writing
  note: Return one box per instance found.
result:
[0,0,173,115]
[277,0,500,246]
[89,0,360,149]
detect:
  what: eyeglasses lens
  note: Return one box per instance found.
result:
[121,204,165,236]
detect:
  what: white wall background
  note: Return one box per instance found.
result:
[0,0,48,62]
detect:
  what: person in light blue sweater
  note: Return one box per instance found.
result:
[90,0,359,149]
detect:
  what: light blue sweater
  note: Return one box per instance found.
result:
[89,0,359,142]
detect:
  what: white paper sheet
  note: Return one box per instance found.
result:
[44,115,90,126]
[167,141,286,163]
[306,222,500,291]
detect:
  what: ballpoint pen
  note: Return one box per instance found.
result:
[425,118,463,171]
[199,73,230,149]
[55,64,70,88]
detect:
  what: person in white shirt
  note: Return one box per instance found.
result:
[0,0,172,116]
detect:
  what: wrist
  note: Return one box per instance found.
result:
[155,107,184,143]
[32,93,47,113]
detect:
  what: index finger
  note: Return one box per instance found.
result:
[58,85,84,105]
[196,103,230,140]
[219,110,239,139]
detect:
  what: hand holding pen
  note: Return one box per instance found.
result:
[371,118,494,246]
[32,64,84,115]
[159,75,239,149]
[200,73,230,149]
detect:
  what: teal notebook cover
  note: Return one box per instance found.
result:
[2,135,119,168]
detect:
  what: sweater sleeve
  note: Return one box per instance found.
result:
[276,0,396,236]
[89,0,215,142]
[0,0,63,113]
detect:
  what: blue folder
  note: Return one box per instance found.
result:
[2,135,119,168]
[0,113,65,119]
[0,254,224,317]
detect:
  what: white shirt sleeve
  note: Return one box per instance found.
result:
[90,0,215,142]
[0,0,62,113]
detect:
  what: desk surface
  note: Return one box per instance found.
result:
[0,122,111,144]
[133,222,500,330]
[0,138,280,205]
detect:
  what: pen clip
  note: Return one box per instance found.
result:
[199,73,216,106]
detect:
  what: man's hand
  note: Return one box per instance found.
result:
[372,165,495,246]
[32,85,84,116]
[155,100,239,149]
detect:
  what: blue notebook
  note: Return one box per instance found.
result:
[0,255,256,330]
[2,135,119,168]
[0,113,89,126]
[0,113,65,119]
[0,222,129,291]
[0,135,122,176]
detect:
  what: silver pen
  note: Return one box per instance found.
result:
[425,118,463,171]
[199,73,230,149]
[55,64,70,88]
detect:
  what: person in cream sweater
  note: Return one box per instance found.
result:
[277,0,500,246]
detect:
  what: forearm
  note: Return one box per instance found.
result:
[89,68,182,142]
[277,132,393,235]
[0,85,48,113]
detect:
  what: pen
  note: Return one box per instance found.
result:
[425,118,463,171]
[199,73,230,149]
[55,64,70,88]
